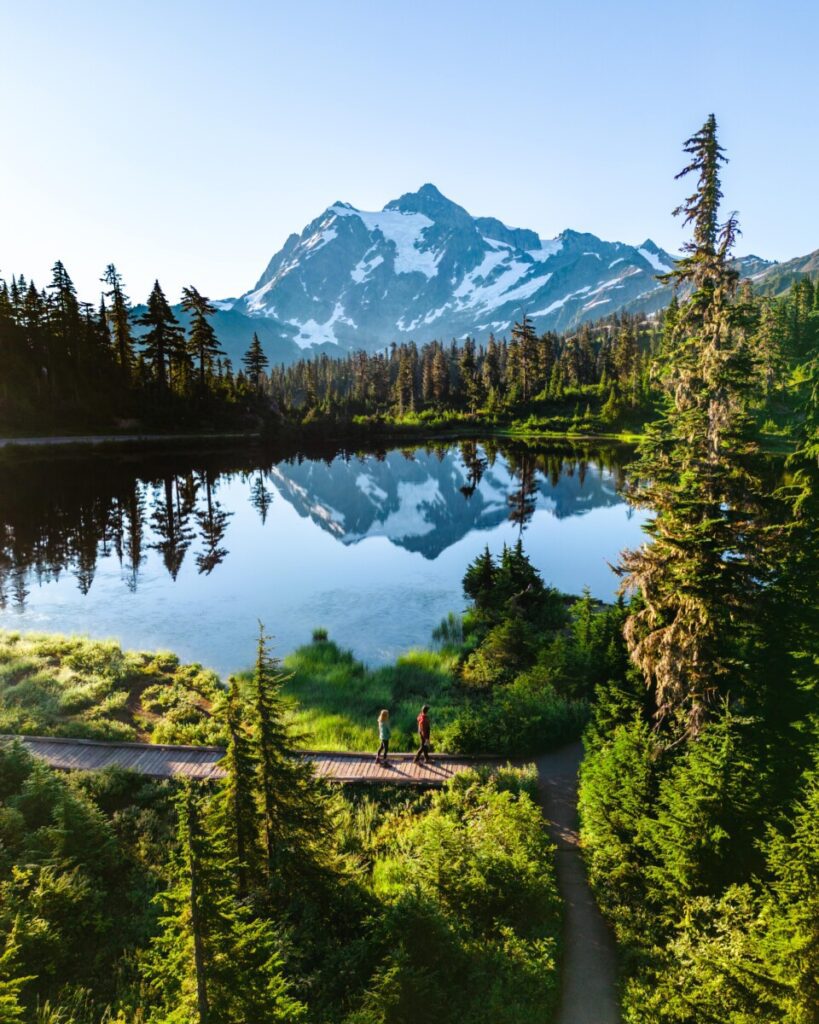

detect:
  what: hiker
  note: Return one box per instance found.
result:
[375,708,391,763]
[413,704,431,764]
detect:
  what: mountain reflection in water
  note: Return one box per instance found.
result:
[0,440,646,671]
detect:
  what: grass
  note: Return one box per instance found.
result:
[1,628,588,757]
[0,629,225,744]
[280,638,464,752]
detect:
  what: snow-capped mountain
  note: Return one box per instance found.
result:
[269,447,625,559]
[222,184,678,353]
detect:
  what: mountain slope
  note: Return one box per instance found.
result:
[750,248,819,295]
[225,184,678,352]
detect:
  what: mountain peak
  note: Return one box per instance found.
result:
[416,182,446,200]
[235,185,722,354]
[385,183,468,221]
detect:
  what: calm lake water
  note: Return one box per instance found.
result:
[0,439,648,674]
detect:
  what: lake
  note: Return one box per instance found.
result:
[0,438,648,674]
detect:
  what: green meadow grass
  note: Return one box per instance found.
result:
[280,638,464,752]
[0,629,224,744]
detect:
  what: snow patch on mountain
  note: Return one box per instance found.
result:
[451,238,553,313]
[527,237,564,262]
[638,246,673,273]
[332,204,440,277]
[303,226,337,253]
[350,251,384,284]
[289,302,357,348]
[531,285,592,317]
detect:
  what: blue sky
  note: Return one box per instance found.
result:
[1,0,816,301]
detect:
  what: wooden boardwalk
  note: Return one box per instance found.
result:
[3,735,227,781]
[1,735,495,786]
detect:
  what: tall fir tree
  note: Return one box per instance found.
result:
[102,263,134,378]
[250,625,327,887]
[618,115,774,734]
[182,286,224,392]
[242,332,269,390]
[136,280,185,392]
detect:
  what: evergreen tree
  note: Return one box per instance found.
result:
[182,286,223,392]
[462,546,497,610]
[102,263,134,377]
[510,313,539,400]
[250,625,327,885]
[137,280,185,392]
[149,781,304,1023]
[618,115,771,733]
[219,678,261,898]
[242,333,269,391]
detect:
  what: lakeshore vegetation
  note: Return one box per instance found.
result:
[0,115,816,1024]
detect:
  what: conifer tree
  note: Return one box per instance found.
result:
[47,261,81,355]
[150,781,305,1023]
[510,313,538,400]
[182,286,224,392]
[618,115,772,734]
[220,678,261,897]
[462,546,497,611]
[136,280,185,392]
[242,332,269,391]
[250,625,326,885]
[102,263,134,377]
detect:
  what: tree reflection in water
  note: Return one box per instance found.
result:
[0,439,631,610]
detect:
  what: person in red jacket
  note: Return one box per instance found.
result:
[413,704,431,764]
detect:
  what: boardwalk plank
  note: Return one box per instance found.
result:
[2,735,497,787]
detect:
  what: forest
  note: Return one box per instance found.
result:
[1,229,816,442]
[0,115,817,1023]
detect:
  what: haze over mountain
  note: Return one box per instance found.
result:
[157,184,814,366]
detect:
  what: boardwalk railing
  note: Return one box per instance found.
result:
[1,734,498,786]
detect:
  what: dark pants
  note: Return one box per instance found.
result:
[376,739,389,759]
[414,737,430,763]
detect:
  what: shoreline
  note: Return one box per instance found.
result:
[0,430,261,451]
[0,424,641,452]
[0,420,791,456]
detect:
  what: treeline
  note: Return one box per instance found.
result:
[2,255,816,437]
[578,116,818,1022]
[269,311,660,422]
[0,628,563,1023]
[0,266,271,430]
[268,280,817,432]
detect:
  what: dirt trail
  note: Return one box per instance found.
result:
[536,742,620,1024]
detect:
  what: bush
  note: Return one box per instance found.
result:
[348,768,562,1023]
[442,677,588,756]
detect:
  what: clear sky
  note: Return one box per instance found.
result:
[1,0,817,303]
